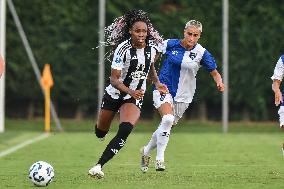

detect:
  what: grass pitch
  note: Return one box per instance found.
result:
[0,120,284,189]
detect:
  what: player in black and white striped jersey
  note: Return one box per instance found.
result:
[88,9,168,179]
[105,38,160,103]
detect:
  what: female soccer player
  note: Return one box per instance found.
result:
[0,55,4,78]
[271,55,284,123]
[88,10,168,178]
[140,20,225,172]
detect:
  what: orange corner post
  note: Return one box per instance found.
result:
[41,64,54,132]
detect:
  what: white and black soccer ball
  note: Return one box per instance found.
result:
[28,161,55,187]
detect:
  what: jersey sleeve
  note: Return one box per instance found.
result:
[150,47,158,63]
[200,50,217,72]
[271,56,284,81]
[158,39,169,54]
[148,40,160,63]
[111,46,125,70]
[148,40,160,52]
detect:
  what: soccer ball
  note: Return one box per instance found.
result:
[28,161,55,186]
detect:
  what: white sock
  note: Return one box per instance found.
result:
[156,114,174,162]
[278,106,284,127]
[143,130,158,156]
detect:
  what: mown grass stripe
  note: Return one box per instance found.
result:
[0,133,49,158]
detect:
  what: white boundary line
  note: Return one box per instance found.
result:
[0,133,50,158]
[116,163,274,167]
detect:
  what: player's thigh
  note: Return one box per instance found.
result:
[97,92,121,130]
[173,101,190,124]
[119,103,141,126]
[153,90,173,115]
[97,109,116,131]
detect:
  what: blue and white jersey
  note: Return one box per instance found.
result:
[271,55,284,81]
[158,39,217,103]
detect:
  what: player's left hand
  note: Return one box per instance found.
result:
[217,82,225,92]
[274,89,283,106]
[156,83,169,95]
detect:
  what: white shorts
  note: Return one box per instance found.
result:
[153,90,189,125]
[153,90,173,109]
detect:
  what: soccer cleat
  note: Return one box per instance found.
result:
[98,137,105,142]
[88,164,104,179]
[140,147,151,173]
[155,160,165,171]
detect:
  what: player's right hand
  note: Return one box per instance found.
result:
[156,83,169,95]
[128,89,144,100]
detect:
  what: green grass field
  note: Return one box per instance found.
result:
[0,119,284,189]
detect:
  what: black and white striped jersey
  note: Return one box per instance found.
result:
[105,39,159,100]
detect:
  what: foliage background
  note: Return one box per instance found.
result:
[4,0,284,121]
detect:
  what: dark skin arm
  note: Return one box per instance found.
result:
[148,63,168,94]
[147,53,168,94]
[110,69,144,100]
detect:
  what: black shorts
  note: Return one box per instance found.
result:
[100,92,143,112]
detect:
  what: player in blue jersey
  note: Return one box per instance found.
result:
[271,55,284,123]
[140,20,225,172]
[271,54,284,155]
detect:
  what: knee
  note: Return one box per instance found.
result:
[161,114,175,126]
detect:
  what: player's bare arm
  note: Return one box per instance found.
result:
[272,79,283,106]
[148,63,168,94]
[146,53,160,82]
[110,69,144,100]
[210,69,225,92]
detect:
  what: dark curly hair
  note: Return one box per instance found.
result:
[103,9,163,48]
